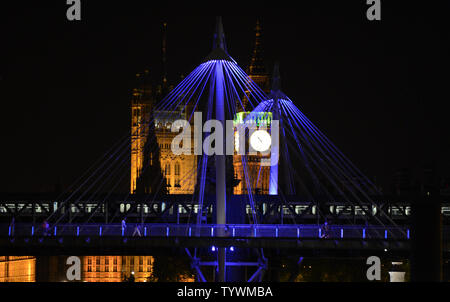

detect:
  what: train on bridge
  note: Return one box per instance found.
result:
[0,193,449,226]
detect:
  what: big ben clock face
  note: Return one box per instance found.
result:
[249,130,272,152]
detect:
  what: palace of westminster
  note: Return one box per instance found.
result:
[1,20,274,282]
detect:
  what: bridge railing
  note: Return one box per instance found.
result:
[1,223,413,240]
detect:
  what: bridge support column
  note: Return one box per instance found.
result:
[269,97,279,196]
[411,181,442,281]
[225,196,247,281]
[215,59,226,282]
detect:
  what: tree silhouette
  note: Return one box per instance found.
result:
[147,254,194,282]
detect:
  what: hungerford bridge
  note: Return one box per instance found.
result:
[0,18,446,282]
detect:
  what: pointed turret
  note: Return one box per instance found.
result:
[161,22,168,89]
[156,22,172,99]
[213,16,227,51]
[246,19,270,93]
[270,61,286,100]
[248,20,266,75]
[203,17,234,62]
[271,61,281,92]
[237,20,271,111]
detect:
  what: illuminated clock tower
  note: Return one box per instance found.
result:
[233,20,272,196]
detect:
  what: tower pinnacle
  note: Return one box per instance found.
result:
[162,22,168,88]
[270,62,286,99]
[213,16,227,51]
[203,17,233,62]
[271,61,281,92]
[248,19,266,75]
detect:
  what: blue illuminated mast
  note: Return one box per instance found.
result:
[207,17,230,228]
[269,62,282,195]
[204,16,233,282]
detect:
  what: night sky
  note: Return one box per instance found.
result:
[1,1,448,193]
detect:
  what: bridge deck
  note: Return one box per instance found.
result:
[4,223,450,256]
[2,223,409,240]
